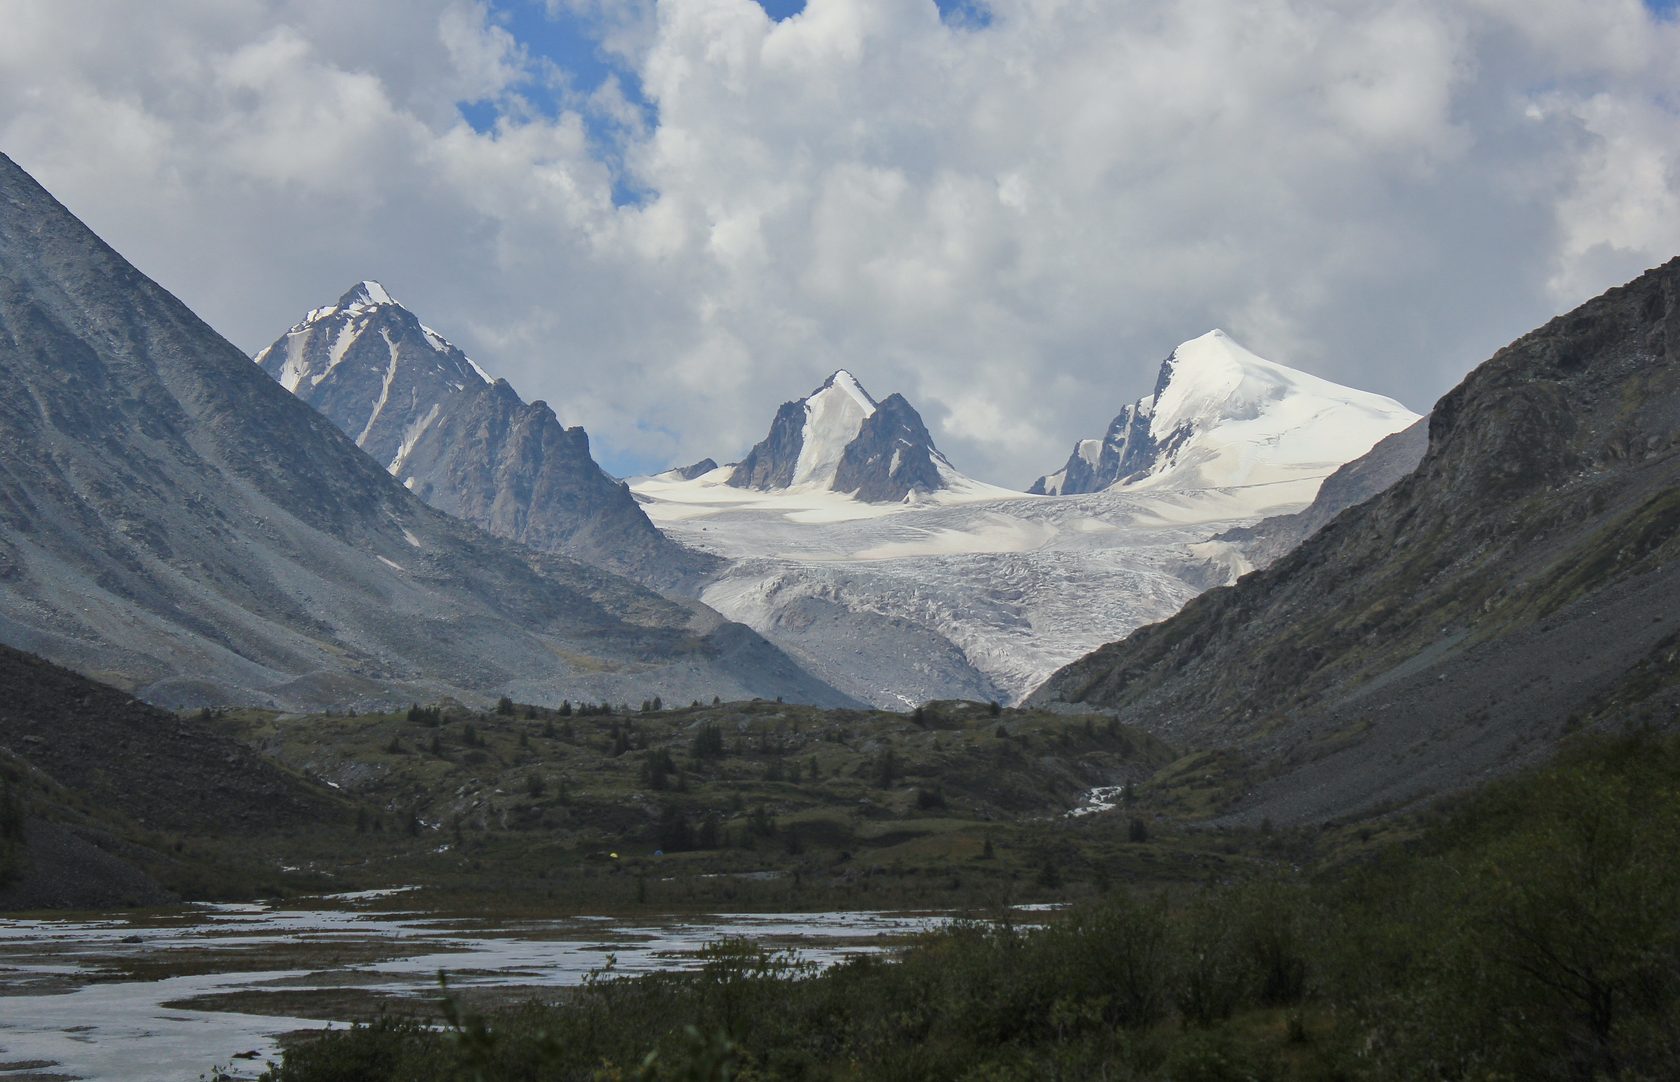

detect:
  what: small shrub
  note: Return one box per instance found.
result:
[691,723,726,760]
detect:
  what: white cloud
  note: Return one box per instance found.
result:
[549,0,661,67]
[1540,91,1680,302]
[438,2,529,104]
[2,0,1678,487]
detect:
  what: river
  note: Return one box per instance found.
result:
[0,889,955,1082]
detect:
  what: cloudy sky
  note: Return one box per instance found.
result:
[4,0,1678,485]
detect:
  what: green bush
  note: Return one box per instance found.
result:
[1175,892,1248,1026]
[0,774,25,886]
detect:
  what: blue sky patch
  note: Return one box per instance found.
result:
[936,0,993,29]
[457,1,654,206]
[456,100,501,136]
[754,0,992,26]
[490,0,622,108]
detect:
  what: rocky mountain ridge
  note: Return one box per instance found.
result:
[1216,418,1429,569]
[256,285,710,591]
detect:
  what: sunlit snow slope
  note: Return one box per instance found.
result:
[1033,330,1417,496]
[633,343,1419,708]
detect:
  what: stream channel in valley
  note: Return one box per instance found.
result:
[0,888,971,1082]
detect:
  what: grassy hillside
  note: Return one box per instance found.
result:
[6,641,1346,915]
[211,696,1211,911]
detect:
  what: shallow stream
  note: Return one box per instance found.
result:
[0,890,951,1082]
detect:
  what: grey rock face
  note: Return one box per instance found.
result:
[1217,418,1428,568]
[1031,399,1158,495]
[1030,257,1680,823]
[0,153,853,711]
[256,284,712,592]
[255,280,486,470]
[1032,358,1187,495]
[670,458,718,481]
[727,400,807,490]
[833,393,949,501]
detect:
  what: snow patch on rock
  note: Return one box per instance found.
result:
[792,371,878,488]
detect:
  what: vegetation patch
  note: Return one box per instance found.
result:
[259,726,1680,1082]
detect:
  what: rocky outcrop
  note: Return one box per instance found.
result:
[727,400,806,490]
[670,458,718,481]
[833,394,948,501]
[255,280,487,472]
[1031,385,1159,495]
[725,371,963,502]
[1031,259,1680,823]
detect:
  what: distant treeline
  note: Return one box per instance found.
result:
[409,696,721,726]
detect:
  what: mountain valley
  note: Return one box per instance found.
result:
[6,145,1672,835]
[247,288,1423,711]
[1,150,1678,1082]
[10,5,1680,1080]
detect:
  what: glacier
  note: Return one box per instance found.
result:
[632,333,1419,709]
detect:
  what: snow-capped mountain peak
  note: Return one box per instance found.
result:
[296,280,404,327]
[255,282,703,588]
[723,370,976,502]
[631,334,1420,709]
[254,282,493,468]
[340,279,397,308]
[1152,329,1369,436]
[815,369,878,411]
[1031,330,1418,497]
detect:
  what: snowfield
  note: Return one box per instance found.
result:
[635,466,1316,707]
